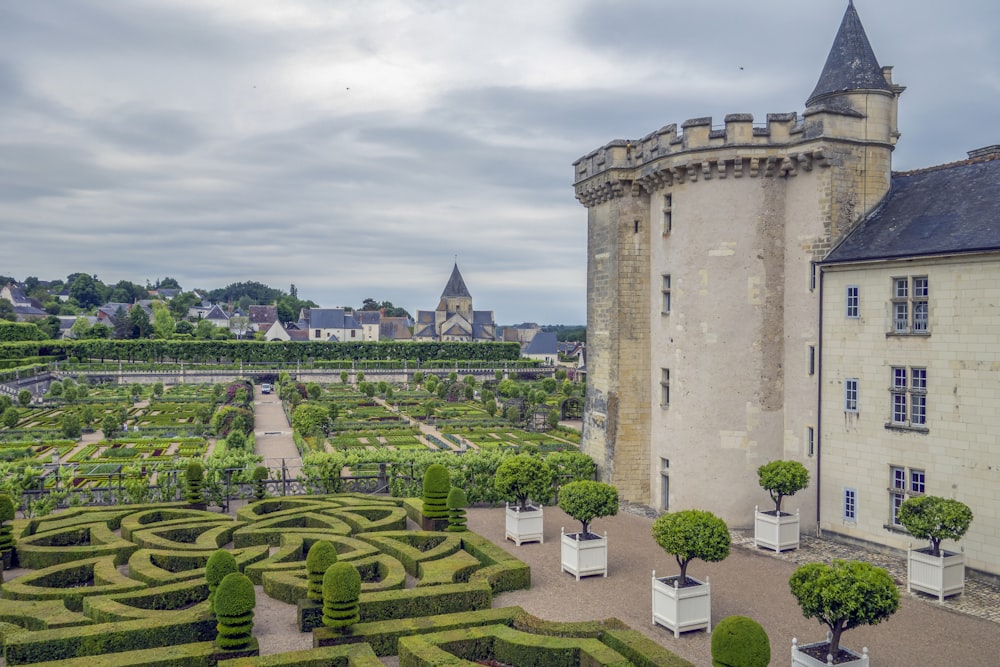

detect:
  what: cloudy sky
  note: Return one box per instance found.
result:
[1,1,997,324]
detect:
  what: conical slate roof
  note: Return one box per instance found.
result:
[440,263,471,298]
[806,1,892,107]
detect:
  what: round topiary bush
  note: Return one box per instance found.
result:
[558,480,618,537]
[322,561,361,631]
[446,487,467,532]
[306,540,338,602]
[185,461,204,505]
[214,572,256,650]
[422,463,451,520]
[756,460,810,514]
[711,615,770,667]
[897,495,973,557]
[652,509,730,585]
[206,548,238,614]
[495,454,553,510]
[251,465,269,501]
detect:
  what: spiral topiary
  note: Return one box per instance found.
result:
[206,548,238,614]
[0,493,15,563]
[185,461,204,505]
[422,463,451,520]
[446,487,467,532]
[322,561,361,631]
[214,572,256,650]
[711,615,770,667]
[306,540,338,602]
[251,465,269,501]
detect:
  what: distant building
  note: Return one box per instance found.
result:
[522,331,558,365]
[298,308,362,341]
[413,264,496,342]
[248,305,279,333]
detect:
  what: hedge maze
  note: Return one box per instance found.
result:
[0,493,690,666]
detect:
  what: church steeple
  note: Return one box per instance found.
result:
[806,1,893,107]
[440,263,472,299]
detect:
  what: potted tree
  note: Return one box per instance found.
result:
[754,460,809,552]
[495,454,552,546]
[898,495,973,602]
[789,559,899,666]
[558,480,618,580]
[651,509,730,637]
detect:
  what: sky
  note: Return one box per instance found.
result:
[1,1,997,325]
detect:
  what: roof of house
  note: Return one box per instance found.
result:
[440,263,472,299]
[248,305,278,325]
[823,153,1000,264]
[806,1,892,107]
[97,303,132,319]
[309,308,360,330]
[524,331,557,356]
[355,310,382,325]
[415,310,435,324]
[287,329,310,341]
[472,310,494,325]
[205,304,229,320]
[379,317,412,340]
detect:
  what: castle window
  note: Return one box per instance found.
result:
[807,426,815,456]
[661,274,671,314]
[891,276,929,334]
[844,378,858,413]
[887,366,927,430]
[660,368,670,407]
[807,345,815,376]
[889,466,926,527]
[843,488,856,521]
[662,194,673,234]
[846,285,859,318]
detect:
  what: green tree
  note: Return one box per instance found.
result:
[2,407,19,429]
[558,480,618,536]
[652,509,730,584]
[494,455,552,510]
[789,559,899,657]
[68,273,103,309]
[70,316,91,339]
[174,319,194,335]
[102,413,121,440]
[756,460,810,514]
[292,402,331,437]
[48,380,63,398]
[60,413,82,439]
[152,382,164,397]
[17,390,31,407]
[0,300,15,322]
[195,319,216,340]
[340,371,348,384]
[151,301,175,339]
[129,306,150,339]
[711,616,770,667]
[897,495,973,557]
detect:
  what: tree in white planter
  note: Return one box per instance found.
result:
[558,480,618,537]
[789,559,899,662]
[558,480,618,579]
[495,454,552,511]
[897,495,973,558]
[652,509,730,585]
[756,459,809,514]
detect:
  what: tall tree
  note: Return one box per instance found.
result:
[0,300,15,322]
[129,306,151,339]
[151,302,175,339]
[69,274,104,309]
[111,306,132,339]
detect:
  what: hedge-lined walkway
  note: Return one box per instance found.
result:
[252,386,300,465]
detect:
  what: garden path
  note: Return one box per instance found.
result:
[252,386,301,467]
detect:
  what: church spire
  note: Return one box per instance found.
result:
[440,263,471,299]
[806,1,892,107]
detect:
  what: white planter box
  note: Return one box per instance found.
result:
[560,528,607,580]
[791,636,869,666]
[754,506,800,552]
[505,503,543,546]
[908,545,965,602]
[651,571,710,638]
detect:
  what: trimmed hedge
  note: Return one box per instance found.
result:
[421,464,450,520]
[322,562,361,630]
[207,549,238,613]
[215,572,256,650]
[218,643,382,667]
[9,640,223,667]
[306,540,338,601]
[83,579,209,623]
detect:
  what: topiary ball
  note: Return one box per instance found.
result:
[214,572,256,650]
[186,461,204,482]
[322,561,361,630]
[422,464,451,519]
[206,549,238,613]
[0,494,15,523]
[306,540,338,601]
[711,615,770,667]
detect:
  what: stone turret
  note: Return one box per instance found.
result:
[572,3,901,524]
[437,262,473,319]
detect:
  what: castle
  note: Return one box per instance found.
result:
[413,263,496,342]
[575,2,1000,577]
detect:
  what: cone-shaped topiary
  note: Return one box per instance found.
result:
[185,461,205,505]
[711,615,770,667]
[0,493,15,566]
[206,548,238,614]
[251,465,269,501]
[322,561,361,631]
[306,540,338,602]
[446,487,467,532]
[422,463,451,519]
[214,572,256,650]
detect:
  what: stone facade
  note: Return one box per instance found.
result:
[573,4,902,528]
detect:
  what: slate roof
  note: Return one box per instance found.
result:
[355,311,382,325]
[309,308,360,330]
[806,1,892,107]
[97,303,132,319]
[204,305,229,320]
[248,305,278,326]
[472,310,494,325]
[379,317,412,340]
[524,331,557,356]
[823,154,1000,264]
[440,263,472,298]
[287,329,310,341]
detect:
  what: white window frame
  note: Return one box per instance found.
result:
[844,378,858,413]
[661,274,671,315]
[887,366,928,430]
[889,465,926,527]
[846,285,860,318]
[891,276,930,334]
